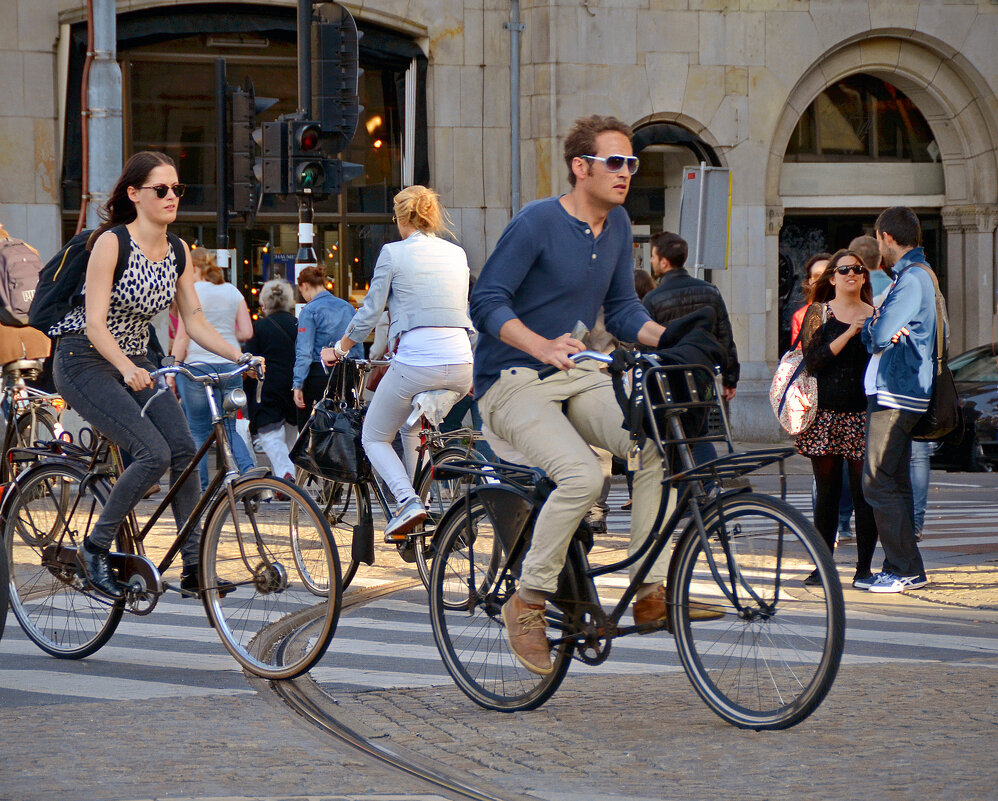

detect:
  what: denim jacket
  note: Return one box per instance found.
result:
[861,247,937,412]
[293,290,363,389]
[343,232,473,345]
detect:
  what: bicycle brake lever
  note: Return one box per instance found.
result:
[140,376,169,418]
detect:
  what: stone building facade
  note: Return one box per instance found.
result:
[2,0,996,438]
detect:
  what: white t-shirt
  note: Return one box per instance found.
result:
[185,281,244,363]
[395,326,472,367]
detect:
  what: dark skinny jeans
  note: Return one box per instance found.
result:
[54,335,201,566]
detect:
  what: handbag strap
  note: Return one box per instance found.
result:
[265,314,296,348]
[913,263,948,376]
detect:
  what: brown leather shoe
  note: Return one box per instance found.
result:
[633,585,672,633]
[501,593,553,675]
[633,586,725,634]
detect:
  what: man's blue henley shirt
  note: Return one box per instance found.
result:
[470,196,651,399]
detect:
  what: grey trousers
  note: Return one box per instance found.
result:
[479,364,668,594]
[863,399,926,577]
[361,360,473,506]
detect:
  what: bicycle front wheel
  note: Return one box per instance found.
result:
[429,489,576,711]
[671,492,845,730]
[4,460,123,658]
[201,476,341,679]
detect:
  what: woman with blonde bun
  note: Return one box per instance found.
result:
[323,185,473,541]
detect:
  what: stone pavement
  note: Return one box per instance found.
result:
[4,441,997,801]
[734,442,998,610]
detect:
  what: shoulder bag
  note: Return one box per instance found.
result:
[911,264,962,442]
[289,362,371,483]
[769,304,826,435]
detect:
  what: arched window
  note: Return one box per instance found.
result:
[785,74,936,162]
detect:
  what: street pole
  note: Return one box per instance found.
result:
[295,0,315,301]
[86,0,123,230]
[215,59,231,277]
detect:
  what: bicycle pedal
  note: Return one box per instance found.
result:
[395,541,418,563]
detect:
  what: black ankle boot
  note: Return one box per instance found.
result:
[77,539,124,600]
[180,565,237,599]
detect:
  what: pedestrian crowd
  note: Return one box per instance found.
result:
[1,112,943,673]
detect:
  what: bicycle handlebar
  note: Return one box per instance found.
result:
[140,356,265,418]
[537,350,615,379]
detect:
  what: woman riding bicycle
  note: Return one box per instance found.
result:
[322,185,474,541]
[48,151,253,600]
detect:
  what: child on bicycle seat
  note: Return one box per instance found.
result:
[49,152,253,600]
[469,115,723,676]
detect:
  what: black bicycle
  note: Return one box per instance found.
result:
[2,358,341,679]
[427,350,845,730]
[294,358,485,591]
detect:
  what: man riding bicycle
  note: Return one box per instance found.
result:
[470,114,722,676]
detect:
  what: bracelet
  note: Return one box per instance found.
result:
[333,340,348,359]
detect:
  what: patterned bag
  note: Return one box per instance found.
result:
[769,304,825,435]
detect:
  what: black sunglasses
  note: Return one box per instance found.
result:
[141,183,186,199]
[835,263,867,275]
[581,154,640,175]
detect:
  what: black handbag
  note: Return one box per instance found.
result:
[911,264,962,442]
[290,363,371,483]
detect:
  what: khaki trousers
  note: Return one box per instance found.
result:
[479,364,669,594]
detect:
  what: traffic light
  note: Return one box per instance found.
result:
[312,2,363,155]
[288,119,340,194]
[230,79,277,214]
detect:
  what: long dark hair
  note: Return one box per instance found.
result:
[812,248,874,306]
[90,151,176,245]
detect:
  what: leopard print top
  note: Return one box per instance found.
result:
[50,238,179,356]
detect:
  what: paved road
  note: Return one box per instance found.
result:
[3,466,997,801]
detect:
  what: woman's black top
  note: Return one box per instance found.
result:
[801,302,870,414]
[245,311,298,429]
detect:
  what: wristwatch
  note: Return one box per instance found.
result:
[332,340,348,359]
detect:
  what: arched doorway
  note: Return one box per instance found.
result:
[776,73,943,354]
[766,35,998,357]
[626,119,724,273]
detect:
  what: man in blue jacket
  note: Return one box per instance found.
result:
[857,207,934,593]
[470,114,722,675]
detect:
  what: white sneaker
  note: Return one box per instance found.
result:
[384,497,427,542]
[867,572,928,593]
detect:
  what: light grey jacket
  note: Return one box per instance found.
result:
[343,231,474,344]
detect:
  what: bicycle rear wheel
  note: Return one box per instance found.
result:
[429,489,578,711]
[670,492,845,730]
[414,446,480,589]
[201,475,341,679]
[293,468,360,591]
[4,460,123,658]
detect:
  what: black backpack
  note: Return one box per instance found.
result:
[28,226,186,335]
[0,237,45,326]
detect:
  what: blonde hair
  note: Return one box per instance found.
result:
[191,247,223,284]
[259,279,295,315]
[393,185,453,237]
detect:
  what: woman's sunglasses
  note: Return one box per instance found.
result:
[835,263,867,275]
[581,154,640,175]
[140,183,186,199]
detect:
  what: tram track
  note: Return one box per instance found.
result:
[249,577,538,801]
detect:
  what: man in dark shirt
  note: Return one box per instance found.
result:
[643,231,739,399]
[471,115,721,676]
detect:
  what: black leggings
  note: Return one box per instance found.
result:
[810,454,879,575]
